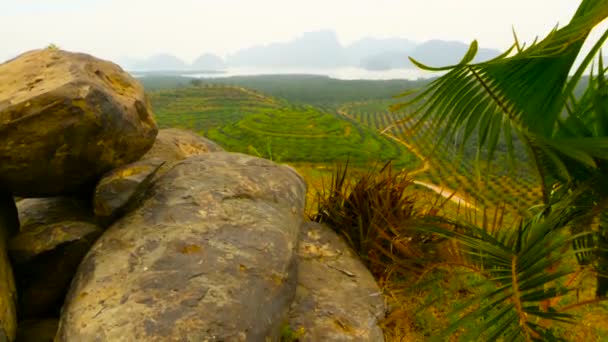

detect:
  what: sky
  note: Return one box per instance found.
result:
[0,0,603,63]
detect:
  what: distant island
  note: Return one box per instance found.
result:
[116,30,501,72]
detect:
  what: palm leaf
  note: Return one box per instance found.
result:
[400,0,608,193]
[416,194,595,340]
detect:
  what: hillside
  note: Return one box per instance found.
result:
[140,74,432,106]
[149,85,417,168]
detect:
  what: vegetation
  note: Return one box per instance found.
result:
[389,0,608,339]
[342,99,541,218]
[149,84,417,168]
[140,74,431,107]
[310,161,445,277]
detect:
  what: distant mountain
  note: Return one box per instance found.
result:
[226,32,500,70]
[226,30,346,68]
[116,31,503,72]
[409,40,500,66]
[345,37,416,66]
[360,40,501,70]
[360,50,412,70]
[192,53,226,70]
[120,54,188,71]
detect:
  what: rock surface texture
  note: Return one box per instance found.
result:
[141,128,224,177]
[0,49,158,197]
[9,197,102,319]
[0,193,18,341]
[93,158,164,220]
[288,221,386,341]
[57,152,307,341]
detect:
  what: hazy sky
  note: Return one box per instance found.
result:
[0,0,602,62]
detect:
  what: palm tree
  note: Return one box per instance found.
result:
[397,0,608,339]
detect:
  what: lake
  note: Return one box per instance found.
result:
[181,67,438,81]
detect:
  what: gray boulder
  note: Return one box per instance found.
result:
[57,152,306,341]
[288,221,386,341]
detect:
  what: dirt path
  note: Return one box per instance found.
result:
[337,104,477,210]
[413,180,477,209]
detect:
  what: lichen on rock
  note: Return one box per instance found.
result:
[58,152,307,341]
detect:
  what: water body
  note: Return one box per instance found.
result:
[183,67,438,81]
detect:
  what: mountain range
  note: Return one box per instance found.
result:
[117,30,502,71]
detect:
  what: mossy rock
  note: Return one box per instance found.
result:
[9,197,102,319]
[94,158,164,221]
[0,193,18,341]
[0,49,158,197]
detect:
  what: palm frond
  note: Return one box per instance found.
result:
[415,190,598,340]
[399,0,608,191]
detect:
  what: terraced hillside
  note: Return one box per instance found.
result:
[341,99,542,216]
[149,85,417,168]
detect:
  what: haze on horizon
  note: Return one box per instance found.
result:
[1,0,604,64]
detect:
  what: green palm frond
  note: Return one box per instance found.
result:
[394,1,608,339]
[397,0,608,194]
[417,192,597,341]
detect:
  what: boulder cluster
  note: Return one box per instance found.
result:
[0,49,385,341]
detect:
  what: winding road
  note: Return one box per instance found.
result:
[337,105,477,210]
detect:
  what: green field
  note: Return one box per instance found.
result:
[140,74,431,107]
[148,84,418,168]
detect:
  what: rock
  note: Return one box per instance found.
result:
[15,318,58,342]
[142,128,223,161]
[9,197,102,319]
[0,49,158,197]
[140,128,224,178]
[94,158,165,220]
[288,221,385,341]
[57,152,307,341]
[0,193,18,341]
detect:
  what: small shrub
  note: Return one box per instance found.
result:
[311,161,446,279]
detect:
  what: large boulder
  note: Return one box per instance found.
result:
[0,48,158,197]
[9,197,102,319]
[288,222,386,341]
[0,193,18,341]
[57,152,306,341]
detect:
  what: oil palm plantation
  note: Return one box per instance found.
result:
[397,0,608,340]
